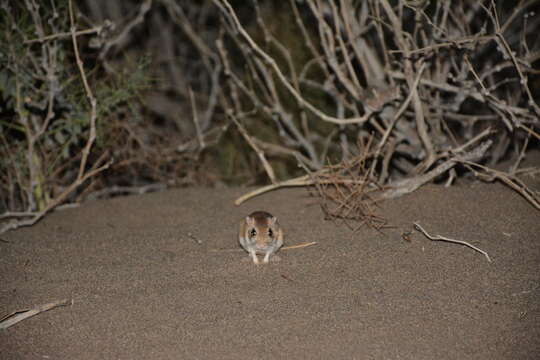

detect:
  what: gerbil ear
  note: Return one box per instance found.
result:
[246,216,255,226]
[269,216,277,225]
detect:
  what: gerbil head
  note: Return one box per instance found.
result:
[246,211,277,226]
[245,211,279,246]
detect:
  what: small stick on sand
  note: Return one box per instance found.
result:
[0,299,72,330]
[281,241,317,250]
[414,223,491,262]
[210,241,317,252]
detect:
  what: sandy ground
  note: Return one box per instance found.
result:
[1,181,539,359]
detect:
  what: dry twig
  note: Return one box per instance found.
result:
[230,114,277,184]
[0,299,72,330]
[210,241,317,253]
[414,223,492,262]
[461,161,540,210]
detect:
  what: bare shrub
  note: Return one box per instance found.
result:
[78,0,231,189]
[0,1,139,232]
[212,0,540,217]
[2,1,539,234]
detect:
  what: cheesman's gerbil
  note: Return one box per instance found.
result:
[238,211,283,264]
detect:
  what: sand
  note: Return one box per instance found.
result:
[1,182,539,359]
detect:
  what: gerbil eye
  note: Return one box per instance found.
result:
[268,229,273,237]
[249,229,257,238]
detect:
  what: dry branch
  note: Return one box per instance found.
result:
[230,114,277,184]
[210,241,317,253]
[461,161,540,210]
[382,140,493,199]
[24,27,103,44]
[414,223,492,262]
[0,299,72,330]
[213,0,373,125]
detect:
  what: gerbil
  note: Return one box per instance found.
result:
[239,211,283,264]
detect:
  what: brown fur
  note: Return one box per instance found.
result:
[238,210,284,264]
